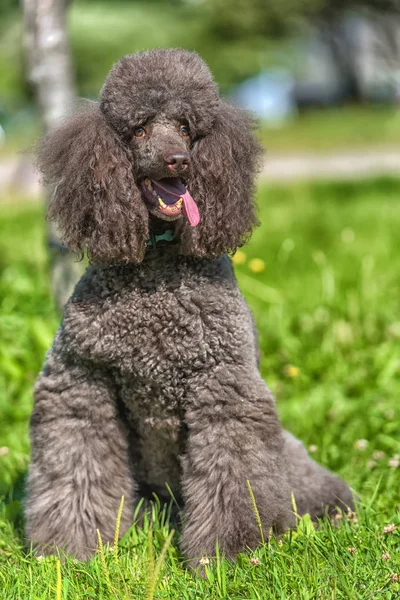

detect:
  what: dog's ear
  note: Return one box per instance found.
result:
[181,101,262,257]
[36,102,149,265]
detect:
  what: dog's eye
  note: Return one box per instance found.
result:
[180,125,190,137]
[134,127,146,138]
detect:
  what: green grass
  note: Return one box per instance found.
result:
[259,105,400,153]
[1,178,400,598]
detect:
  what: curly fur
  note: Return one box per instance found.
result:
[26,49,354,564]
[37,104,149,265]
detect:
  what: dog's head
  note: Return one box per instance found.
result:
[37,49,262,265]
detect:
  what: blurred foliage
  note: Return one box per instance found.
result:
[0,0,19,19]
[201,0,320,39]
[0,0,309,108]
[0,18,28,112]
[2,0,397,114]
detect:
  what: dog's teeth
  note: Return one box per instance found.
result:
[157,196,182,213]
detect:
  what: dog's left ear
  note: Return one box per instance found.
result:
[181,101,262,257]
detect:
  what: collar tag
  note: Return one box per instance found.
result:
[147,229,175,248]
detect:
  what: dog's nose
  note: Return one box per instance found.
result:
[164,151,190,170]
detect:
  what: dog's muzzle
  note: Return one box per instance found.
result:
[141,177,200,226]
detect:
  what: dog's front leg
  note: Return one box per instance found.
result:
[25,349,136,560]
[181,365,294,564]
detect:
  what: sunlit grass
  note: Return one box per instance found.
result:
[1,178,400,597]
[259,105,400,153]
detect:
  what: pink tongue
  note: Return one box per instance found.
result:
[181,189,200,227]
[151,178,200,227]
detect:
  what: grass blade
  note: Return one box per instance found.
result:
[146,528,174,600]
[113,495,125,564]
[55,559,62,600]
[247,479,265,545]
[97,528,113,596]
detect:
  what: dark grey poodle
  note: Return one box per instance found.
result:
[25,48,354,563]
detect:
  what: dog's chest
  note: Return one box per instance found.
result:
[89,284,243,380]
[64,257,253,384]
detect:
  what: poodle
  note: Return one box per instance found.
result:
[25,48,354,564]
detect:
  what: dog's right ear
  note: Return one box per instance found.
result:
[36,103,149,265]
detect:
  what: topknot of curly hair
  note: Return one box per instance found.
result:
[100,48,220,139]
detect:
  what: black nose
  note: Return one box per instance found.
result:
[164,151,190,170]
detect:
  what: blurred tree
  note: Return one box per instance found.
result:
[23,0,82,310]
[309,0,400,101]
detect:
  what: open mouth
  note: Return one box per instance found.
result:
[141,177,200,227]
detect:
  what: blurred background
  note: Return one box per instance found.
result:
[1,0,400,542]
[2,0,400,194]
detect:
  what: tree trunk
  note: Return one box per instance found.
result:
[22,0,83,310]
[322,16,363,102]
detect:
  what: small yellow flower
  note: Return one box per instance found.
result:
[249,258,265,273]
[284,365,300,378]
[232,250,247,265]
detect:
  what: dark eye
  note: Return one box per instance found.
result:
[134,126,146,138]
[180,125,190,137]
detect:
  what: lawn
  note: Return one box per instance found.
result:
[1,178,400,598]
[259,106,400,153]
